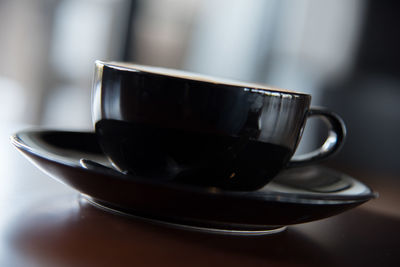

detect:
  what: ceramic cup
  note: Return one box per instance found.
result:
[92,61,346,190]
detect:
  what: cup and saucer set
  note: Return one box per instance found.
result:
[12,61,376,235]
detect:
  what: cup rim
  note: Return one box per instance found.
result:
[95,60,311,98]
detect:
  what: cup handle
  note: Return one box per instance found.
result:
[287,108,346,168]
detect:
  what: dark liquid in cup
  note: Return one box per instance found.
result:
[95,119,292,190]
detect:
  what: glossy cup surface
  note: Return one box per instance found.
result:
[92,61,311,190]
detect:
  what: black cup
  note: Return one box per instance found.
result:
[92,61,345,190]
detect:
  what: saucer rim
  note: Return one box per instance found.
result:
[11,129,377,205]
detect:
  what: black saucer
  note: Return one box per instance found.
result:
[12,130,376,234]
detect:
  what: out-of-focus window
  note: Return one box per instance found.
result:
[0,0,365,129]
[0,0,131,128]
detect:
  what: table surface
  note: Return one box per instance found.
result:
[1,125,400,267]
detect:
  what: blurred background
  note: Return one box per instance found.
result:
[0,0,399,177]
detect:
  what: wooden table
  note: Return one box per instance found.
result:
[1,125,399,266]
